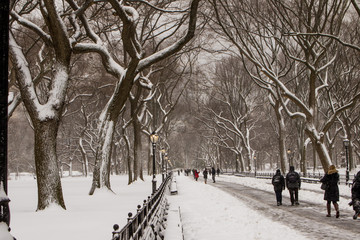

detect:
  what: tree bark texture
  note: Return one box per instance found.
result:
[34,120,66,210]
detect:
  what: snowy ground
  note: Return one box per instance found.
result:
[8,174,155,240]
[166,175,309,240]
[6,169,359,239]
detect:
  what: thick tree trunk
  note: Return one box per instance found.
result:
[124,135,133,185]
[301,145,307,175]
[79,132,89,177]
[273,101,289,173]
[278,131,288,174]
[297,121,306,174]
[237,153,245,172]
[90,60,139,194]
[132,120,142,181]
[305,127,332,173]
[89,116,115,195]
[112,143,120,175]
[34,120,66,210]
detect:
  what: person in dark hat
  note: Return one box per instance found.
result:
[320,165,340,218]
[272,169,285,206]
[286,166,301,206]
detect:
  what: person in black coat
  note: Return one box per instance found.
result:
[272,169,285,206]
[320,165,340,218]
[211,167,216,183]
[203,169,208,184]
[349,171,360,219]
[286,166,301,206]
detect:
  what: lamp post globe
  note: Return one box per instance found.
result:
[150,132,159,194]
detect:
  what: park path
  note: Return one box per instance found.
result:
[214,180,359,240]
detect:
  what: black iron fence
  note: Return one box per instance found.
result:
[111,173,172,240]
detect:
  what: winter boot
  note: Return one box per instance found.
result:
[326,203,331,217]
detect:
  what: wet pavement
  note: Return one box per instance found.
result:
[214,180,359,240]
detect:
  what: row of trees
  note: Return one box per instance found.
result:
[7,0,360,212]
[193,0,360,175]
[8,0,202,210]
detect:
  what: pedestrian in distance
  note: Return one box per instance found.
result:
[272,169,285,206]
[286,166,301,206]
[349,170,360,219]
[194,169,199,181]
[217,168,220,176]
[211,167,216,183]
[320,165,340,218]
[203,169,208,184]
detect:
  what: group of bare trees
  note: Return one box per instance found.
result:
[8,0,201,210]
[7,0,360,212]
[194,0,360,174]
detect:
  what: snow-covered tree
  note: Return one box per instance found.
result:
[210,0,360,172]
[9,0,74,210]
[198,56,263,172]
[69,0,202,194]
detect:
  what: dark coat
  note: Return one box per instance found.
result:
[352,172,360,200]
[272,173,285,192]
[286,170,301,189]
[320,172,339,201]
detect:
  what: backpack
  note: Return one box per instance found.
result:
[288,172,297,183]
[273,175,281,184]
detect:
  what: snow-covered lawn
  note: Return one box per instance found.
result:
[8,175,155,240]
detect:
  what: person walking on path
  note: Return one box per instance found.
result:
[203,169,208,184]
[211,167,216,183]
[272,169,285,206]
[194,170,199,181]
[320,165,340,218]
[349,170,360,219]
[216,168,220,176]
[286,166,301,206]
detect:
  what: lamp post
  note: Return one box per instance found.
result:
[254,156,257,177]
[165,156,168,176]
[343,139,350,185]
[160,148,166,182]
[287,148,292,168]
[150,132,159,194]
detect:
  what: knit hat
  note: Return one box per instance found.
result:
[328,165,338,174]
